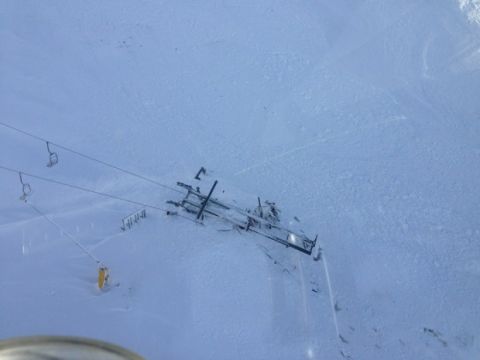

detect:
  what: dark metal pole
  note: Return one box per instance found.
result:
[197,180,218,220]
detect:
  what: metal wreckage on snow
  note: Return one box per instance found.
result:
[167,169,318,256]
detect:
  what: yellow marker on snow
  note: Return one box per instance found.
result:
[98,267,109,289]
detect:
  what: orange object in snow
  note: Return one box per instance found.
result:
[98,267,109,289]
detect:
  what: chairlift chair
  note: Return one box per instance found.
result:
[18,172,32,201]
[46,141,58,167]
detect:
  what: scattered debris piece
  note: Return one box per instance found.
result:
[334,301,342,312]
[309,280,321,292]
[253,198,281,224]
[313,241,322,261]
[424,327,448,347]
[257,245,300,279]
[339,334,349,344]
[121,209,146,231]
[262,250,274,260]
[194,166,207,180]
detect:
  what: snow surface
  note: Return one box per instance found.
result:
[1,1,480,359]
[460,0,480,24]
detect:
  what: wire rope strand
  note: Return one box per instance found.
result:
[28,203,103,266]
[0,164,199,225]
[0,121,183,194]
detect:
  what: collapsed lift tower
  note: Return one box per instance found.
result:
[168,180,317,256]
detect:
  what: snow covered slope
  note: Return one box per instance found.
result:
[1,0,479,359]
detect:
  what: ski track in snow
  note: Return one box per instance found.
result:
[234,116,406,176]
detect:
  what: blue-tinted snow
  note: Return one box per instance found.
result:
[0,1,479,359]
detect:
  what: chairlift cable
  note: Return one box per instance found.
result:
[0,121,183,195]
[0,165,198,224]
[28,203,103,266]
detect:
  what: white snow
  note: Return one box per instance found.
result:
[1,0,480,359]
[460,0,480,24]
